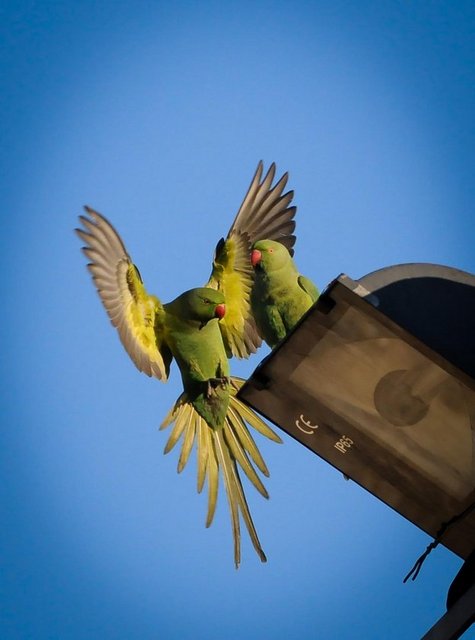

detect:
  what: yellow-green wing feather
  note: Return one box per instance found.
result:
[76,206,170,380]
[207,232,259,358]
[207,162,297,359]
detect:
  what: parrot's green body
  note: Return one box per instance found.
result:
[163,288,230,428]
[251,239,319,347]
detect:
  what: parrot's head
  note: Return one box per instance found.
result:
[251,239,290,272]
[178,287,226,324]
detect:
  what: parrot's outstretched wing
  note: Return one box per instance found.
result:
[207,161,297,359]
[76,207,171,380]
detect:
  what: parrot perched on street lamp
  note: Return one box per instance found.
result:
[250,239,319,348]
[76,162,296,566]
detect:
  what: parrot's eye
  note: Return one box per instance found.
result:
[268,248,274,253]
[202,298,211,304]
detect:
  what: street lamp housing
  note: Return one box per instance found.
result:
[239,264,475,559]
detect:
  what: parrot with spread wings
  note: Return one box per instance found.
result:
[76,162,296,567]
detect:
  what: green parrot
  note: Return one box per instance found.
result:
[250,239,319,348]
[76,162,296,567]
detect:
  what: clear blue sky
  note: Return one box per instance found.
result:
[2,2,474,638]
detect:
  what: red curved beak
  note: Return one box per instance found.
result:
[215,303,226,320]
[251,249,262,268]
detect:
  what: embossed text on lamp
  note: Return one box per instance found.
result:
[238,264,475,640]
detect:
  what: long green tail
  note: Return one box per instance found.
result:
[160,377,282,567]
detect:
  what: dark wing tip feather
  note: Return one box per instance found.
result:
[213,237,226,262]
[229,162,297,250]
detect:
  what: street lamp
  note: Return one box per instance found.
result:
[238,263,475,639]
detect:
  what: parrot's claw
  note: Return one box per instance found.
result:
[206,376,231,397]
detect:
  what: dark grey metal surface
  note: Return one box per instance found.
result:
[359,263,475,379]
[420,582,475,640]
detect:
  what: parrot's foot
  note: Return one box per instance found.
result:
[206,376,230,397]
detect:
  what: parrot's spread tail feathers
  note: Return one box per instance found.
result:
[160,377,282,567]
